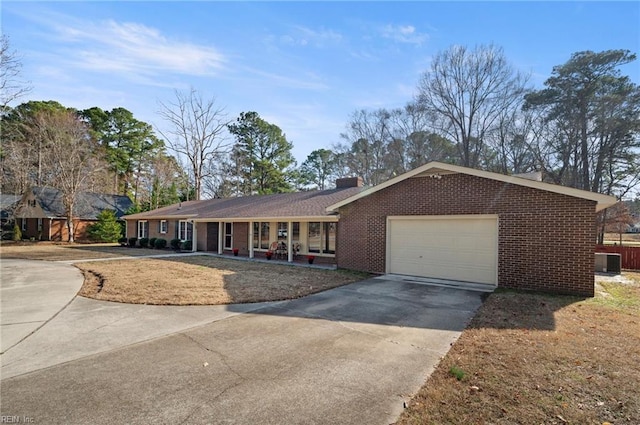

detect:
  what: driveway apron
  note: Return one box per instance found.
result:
[1,277,486,425]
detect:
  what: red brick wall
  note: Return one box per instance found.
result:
[336,174,596,296]
[230,223,249,255]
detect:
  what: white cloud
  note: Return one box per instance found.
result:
[50,19,226,78]
[380,24,429,46]
[277,25,343,48]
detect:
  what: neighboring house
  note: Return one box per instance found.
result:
[124,163,617,296]
[0,194,20,225]
[13,187,133,241]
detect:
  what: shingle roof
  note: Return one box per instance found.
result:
[125,187,365,221]
[33,187,133,220]
[0,194,20,218]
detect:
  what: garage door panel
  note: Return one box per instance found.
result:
[388,217,497,285]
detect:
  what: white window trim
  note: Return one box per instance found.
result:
[160,220,167,234]
[37,218,43,232]
[21,218,27,231]
[137,220,148,239]
[178,220,192,241]
[224,222,233,250]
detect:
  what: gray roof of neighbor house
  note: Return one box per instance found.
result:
[32,187,133,220]
[124,187,365,221]
[0,194,20,218]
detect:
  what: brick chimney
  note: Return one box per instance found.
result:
[335,177,364,188]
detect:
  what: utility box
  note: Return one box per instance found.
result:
[595,253,622,274]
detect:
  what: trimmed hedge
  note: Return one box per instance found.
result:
[139,237,149,248]
[170,238,181,250]
[181,240,193,251]
[128,237,137,247]
[154,238,167,249]
[149,237,157,248]
[118,237,128,246]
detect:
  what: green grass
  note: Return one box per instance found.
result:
[590,280,640,314]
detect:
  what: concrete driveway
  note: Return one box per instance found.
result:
[0,259,84,353]
[1,263,486,425]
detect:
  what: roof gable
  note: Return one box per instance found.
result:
[326,162,617,213]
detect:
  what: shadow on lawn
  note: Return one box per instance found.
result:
[466,289,587,331]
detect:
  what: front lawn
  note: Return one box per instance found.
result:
[76,255,369,305]
[396,272,640,424]
[0,241,161,261]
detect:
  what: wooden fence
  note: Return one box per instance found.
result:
[595,245,640,270]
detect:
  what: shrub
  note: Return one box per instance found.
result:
[154,238,167,249]
[139,237,149,248]
[128,237,138,247]
[87,210,123,242]
[149,237,157,249]
[170,238,181,250]
[12,224,22,241]
[118,237,128,246]
[181,240,193,251]
[449,366,466,381]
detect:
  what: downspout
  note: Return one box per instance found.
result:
[48,218,52,241]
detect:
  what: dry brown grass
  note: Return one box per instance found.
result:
[0,241,161,261]
[396,272,640,425]
[604,232,640,246]
[76,255,368,305]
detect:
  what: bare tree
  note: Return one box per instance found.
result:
[157,88,230,200]
[39,110,103,242]
[417,44,529,168]
[337,109,393,186]
[0,35,32,110]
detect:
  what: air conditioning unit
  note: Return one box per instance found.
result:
[594,253,621,274]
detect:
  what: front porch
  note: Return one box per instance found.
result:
[193,219,337,266]
[210,250,337,269]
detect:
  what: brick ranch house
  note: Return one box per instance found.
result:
[125,162,617,296]
[13,187,133,241]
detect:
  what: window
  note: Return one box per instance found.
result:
[224,222,233,249]
[252,222,271,249]
[21,218,27,232]
[137,220,148,239]
[308,222,336,254]
[308,222,321,253]
[159,220,167,234]
[292,222,300,241]
[277,222,287,241]
[178,220,192,241]
[37,218,43,232]
[28,199,36,207]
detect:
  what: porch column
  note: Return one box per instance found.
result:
[287,221,293,262]
[218,222,223,254]
[249,221,254,259]
[191,221,197,252]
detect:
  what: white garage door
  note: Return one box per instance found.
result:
[387,216,498,285]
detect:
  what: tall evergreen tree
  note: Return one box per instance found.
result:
[227,111,295,195]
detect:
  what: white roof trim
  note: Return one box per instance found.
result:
[326,161,617,213]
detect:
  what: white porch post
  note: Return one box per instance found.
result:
[191,221,197,252]
[249,221,254,258]
[218,222,223,254]
[287,221,293,262]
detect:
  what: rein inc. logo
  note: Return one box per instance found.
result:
[0,416,34,423]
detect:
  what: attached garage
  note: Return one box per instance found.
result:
[329,162,618,297]
[387,215,498,285]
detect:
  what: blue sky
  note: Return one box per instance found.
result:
[3,1,639,164]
